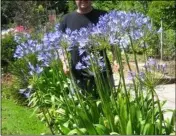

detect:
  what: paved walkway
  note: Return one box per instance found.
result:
[156,84,175,109]
[155,84,175,119]
[113,73,175,119]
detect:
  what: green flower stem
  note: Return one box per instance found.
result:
[127,37,144,103]
[152,88,163,134]
[102,50,118,114]
[65,49,98,134]
[122,47,146,118]
[143,41,148,62]
[62,88,80,129]
[40,107,56,135]
[115,46,129,112]
[122,46,139,99]
[34,86,55,135]
[90,55,115,132]
[151,89,155,125]
[129,35,139,74]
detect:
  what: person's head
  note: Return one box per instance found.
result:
[75,0,92,14]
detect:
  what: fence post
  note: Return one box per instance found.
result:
[160,19,163,61]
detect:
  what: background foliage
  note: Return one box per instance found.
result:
[2,1,175,59]
[2,1,175,30]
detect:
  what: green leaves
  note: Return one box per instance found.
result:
[143,123,154,135]
[94,124,108,135]
[27,27,175,135]
[126,116,132,134]
[67,128,87,135]
[164,109,175,134]
[29,60,175,135]
[60,125,70,134]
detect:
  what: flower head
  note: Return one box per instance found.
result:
[28,62,43,76]
[75,61,87,70]
[127,71,136,80]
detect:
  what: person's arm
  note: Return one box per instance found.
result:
[111,46,119,72]
[59,15,70,74]
[59,49,69,74]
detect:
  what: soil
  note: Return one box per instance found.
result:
[1,73,14,86]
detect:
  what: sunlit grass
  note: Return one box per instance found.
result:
[1,99,50,135]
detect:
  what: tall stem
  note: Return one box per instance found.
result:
[153,88,163,134]
[123,47,138,99]
[90,54,115,132]
[129,35,139,73]
[64,48,98,134]
[115,46,129,112]
[35,90,55,135]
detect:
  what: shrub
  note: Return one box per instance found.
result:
[1,74,27,105]
[163,29,175,60]
[13,11,175,135]
[1,34,18,72]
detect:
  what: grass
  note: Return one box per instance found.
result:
[1,98,50,135]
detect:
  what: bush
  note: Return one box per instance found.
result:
[163,29,175,60]
[11,11,175,134]
[1,34,18,72]
[1,74,27,105]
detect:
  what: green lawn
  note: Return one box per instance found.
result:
[1,99,50,135]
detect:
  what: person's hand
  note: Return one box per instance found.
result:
[112,61,119,73]
[63,64,69,75]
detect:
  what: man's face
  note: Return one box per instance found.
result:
[75,0,91,10]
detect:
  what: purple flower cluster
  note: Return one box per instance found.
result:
[96,11,151,46]
[19,85,32,98]
[144,58,167,73]
[127,58,167,82]
[75,54,106,72]
[74,11,151,70]
[28,62,43,76]
[127,71,136,80]
[14,11,152,73]
[127,70,146,82]
[14,27,63,72]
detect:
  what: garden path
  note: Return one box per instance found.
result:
[113,73,175,120]
[155,84,175,119]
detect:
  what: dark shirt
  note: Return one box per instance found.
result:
[59,9,112,79]
[59,9,106,32]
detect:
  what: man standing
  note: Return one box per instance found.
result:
[59,0,117,94]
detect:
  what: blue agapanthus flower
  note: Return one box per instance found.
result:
[127,71,136,80]
[14,10,153,74]
[96,10,151,47]
[144,58,167,74]
[72,10,152,73]
[75,61,87,70]
[19,85,32,98]
[28,62,43,76]
[14,28,64,68]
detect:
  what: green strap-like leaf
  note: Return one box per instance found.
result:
[143,123,154,135]
[126,117,132,134]
[94,124,109,134]
[67,128,87,135]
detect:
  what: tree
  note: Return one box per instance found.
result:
[68,1,76,12]
[1,1,69,29]
[147,1,175,30]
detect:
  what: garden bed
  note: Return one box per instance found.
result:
[127,60,176,84]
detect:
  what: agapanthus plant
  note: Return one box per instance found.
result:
[13,10,175,135]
